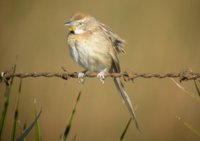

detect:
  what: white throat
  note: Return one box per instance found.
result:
[74,29,85,34]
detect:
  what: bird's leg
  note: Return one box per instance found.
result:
[97,68,108,84]
[78,70,88,84]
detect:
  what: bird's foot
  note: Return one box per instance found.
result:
[78,70,88,84]
[97,69,107,84]
[78,72,86,84]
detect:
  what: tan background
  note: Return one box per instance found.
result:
[0,0,200,141]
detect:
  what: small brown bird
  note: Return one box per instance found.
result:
[65,12,141,132]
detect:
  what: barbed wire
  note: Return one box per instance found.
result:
[0,69,199,84]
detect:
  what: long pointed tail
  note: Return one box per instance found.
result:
[113,77,141,132]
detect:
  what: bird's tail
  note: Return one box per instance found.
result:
[113,77,141,132]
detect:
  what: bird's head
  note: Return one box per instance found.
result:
[65,12,97,34]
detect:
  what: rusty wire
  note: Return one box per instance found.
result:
[0,69,199,83]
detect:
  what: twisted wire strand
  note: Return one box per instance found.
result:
[1,69,199,82]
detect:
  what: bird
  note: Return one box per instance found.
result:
[65,12,141,132]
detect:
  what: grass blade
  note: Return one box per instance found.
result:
[16,110,42,141]
[72,134,77,141]
[10,78,23,141]
[194,80,200,96]
[176,116,200,137]
[184,122,200,137]
[63,91,81,141]
[0,65,16,140]
[120,117,132,141]
[171,78,200,102]
[34,98,42,141]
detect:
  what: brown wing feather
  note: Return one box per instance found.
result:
[99,22,126,54]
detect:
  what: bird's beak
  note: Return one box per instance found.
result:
[64,21,75,32]
[64,21,71,26]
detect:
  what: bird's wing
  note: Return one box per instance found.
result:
[99,22,126,54]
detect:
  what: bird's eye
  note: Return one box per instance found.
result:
[79,22,83,26]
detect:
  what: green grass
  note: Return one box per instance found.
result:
[0,65,16,141]
[63,91,81,141]
[0,66,42,141]
[34,98,42,141]
[16,110,42,141]
[10,78,23,141]
[120,117,132,141]
[176,116,200,138]
[194,80,200,96]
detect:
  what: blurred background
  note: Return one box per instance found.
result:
[0,0,200,140]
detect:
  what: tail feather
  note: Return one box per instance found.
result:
[113,77,141,132]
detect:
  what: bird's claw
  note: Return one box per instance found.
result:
[0,72,4,83]
[78,72,86,84]
[97,69,107,84]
